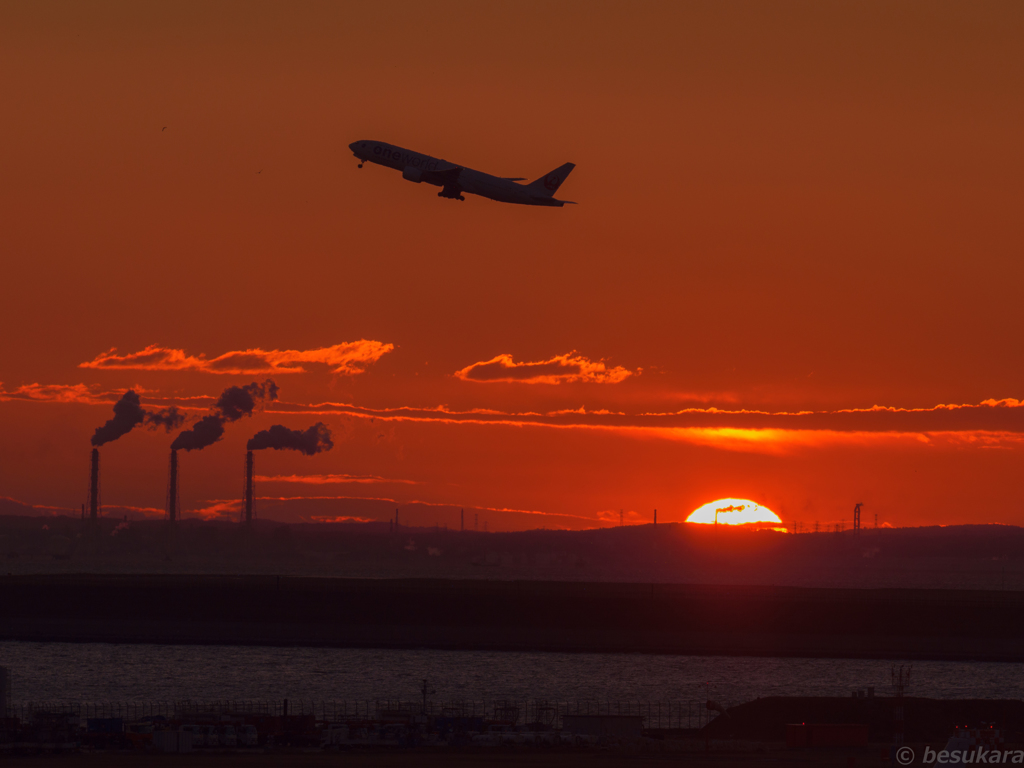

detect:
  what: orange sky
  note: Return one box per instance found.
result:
[2,2,1023,530]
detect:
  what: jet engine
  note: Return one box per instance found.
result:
[402,166,423,183]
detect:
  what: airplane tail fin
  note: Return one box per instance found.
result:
[527,162,575,196]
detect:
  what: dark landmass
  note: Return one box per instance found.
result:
[704,696,1024,742]
[5,515,1024,659]
[4,572,1024,660]
[2,514,1024,591]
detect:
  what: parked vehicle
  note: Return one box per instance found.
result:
[125,722,153,749]
[217,724,237,747]
[238,724,258,747]
[321,723,348,747]
[180,724,205,747]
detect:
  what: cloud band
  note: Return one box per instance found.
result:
[79,341,393,375]
[454,352,632,384]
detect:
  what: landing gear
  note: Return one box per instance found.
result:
[357,163,363,168]
[438,187,465,201]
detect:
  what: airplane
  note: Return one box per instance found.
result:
[348,139,576,207]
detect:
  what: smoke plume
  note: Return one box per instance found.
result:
[171,379,277,452]
[247,422,334,455]
[171,415,225,451]
[145,406,186,431]
[216,380,279,421]
[91,390,187,446]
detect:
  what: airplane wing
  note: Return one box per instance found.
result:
[422,167,462,186]
[425,166,465,200]
[501,177,527,181]
[529,195,577,207]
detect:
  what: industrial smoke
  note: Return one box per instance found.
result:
[91,390,185,447]
[247,422,333,455]
[171,380,277,452]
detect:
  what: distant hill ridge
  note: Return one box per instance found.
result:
[1,513,1023,591]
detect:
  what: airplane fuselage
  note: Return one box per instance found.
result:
[348,140,575,207]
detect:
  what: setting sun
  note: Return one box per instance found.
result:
[686,499,783,528]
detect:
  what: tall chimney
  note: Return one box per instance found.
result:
[167,449,178,522]
[244,450,254,524]
[89,448,100,520]
[653,508,657,526]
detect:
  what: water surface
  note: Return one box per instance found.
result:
[2,641,1022,706]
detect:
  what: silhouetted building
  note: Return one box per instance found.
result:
[563,715,643,738]
[88,448,100,520]
[167,450,179,522]
[244,450,254,524]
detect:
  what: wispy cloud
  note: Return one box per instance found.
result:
[0,496,71,516]
[595,509,648,524]
[307,515,376,523]
[8,375,1024,456]
[255,473,419,485]
[266,397,1024,454]
[0,382,216,418]
[241,494,600,523]
[454,352,633,384]
[293,495,605,528]
[0,496,165,519]
[0,382,120,404]
[79,340,394,375]
[101,504,166,519]
[189,500,241,520]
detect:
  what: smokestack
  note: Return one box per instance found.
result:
[167,449,179,522]
[245,450,254,524]
[461,509,464,532]
[654,508,657,526]
[243,423,329,526]
[89,448,100,520]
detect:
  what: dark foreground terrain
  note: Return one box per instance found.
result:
[4,513,1024,591]
[705,696,1024,742]
[4,573,1024,660]
[3,697,1015,766]
[0,752,900,768]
